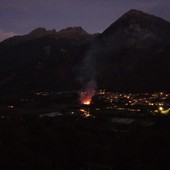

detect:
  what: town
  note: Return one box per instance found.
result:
[1,90,170,169]
[1,90,170,127]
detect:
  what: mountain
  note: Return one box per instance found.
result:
[0,26,91,93]
[1,28,56,46]
[1,27,90,46]
[28,27,57,37]
[101,9,170,48]
[95,9,170,91]
[0,9,170,94]
[57,27,90,39]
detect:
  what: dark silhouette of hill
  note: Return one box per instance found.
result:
[1,27,90,46]
[96,9,170,91]
[0,9,170,94]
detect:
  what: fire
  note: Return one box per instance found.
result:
[80,80,96,105]
[83,99,91,105]
[80,91,94,105]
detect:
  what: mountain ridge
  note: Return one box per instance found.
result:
[101,9,170,47]
[1,26,90,46]
[0,9,170,93]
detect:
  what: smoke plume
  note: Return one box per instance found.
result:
[78,41,99,104]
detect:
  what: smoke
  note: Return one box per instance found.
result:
[85,80,96,95]
[81,53,96,82]
[80,80,96,104]
[78,41,100,103]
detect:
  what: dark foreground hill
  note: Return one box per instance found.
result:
[0,9,170,94]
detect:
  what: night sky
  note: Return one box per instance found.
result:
[0,0,170,41]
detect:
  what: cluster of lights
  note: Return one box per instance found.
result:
[35,91,49,96]
[80,109,91,118]
[95,91,170,115]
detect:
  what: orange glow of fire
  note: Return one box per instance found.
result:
[80,92,93,105]
[80,80,96,105]
[83,99,91,105]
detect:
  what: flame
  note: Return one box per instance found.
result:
[80,80,96,105]
[83,99,91,105]
[80,91,94,105]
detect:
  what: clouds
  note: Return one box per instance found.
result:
[0,30,18,42]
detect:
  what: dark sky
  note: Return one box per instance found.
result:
[0,0,170,41]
